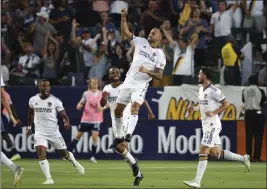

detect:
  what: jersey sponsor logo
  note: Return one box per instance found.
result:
[35,107,52,113]
[139,49,155,62]
[199,99,208,105]
[108,96,117,102]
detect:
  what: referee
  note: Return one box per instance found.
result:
[242,75,266,162]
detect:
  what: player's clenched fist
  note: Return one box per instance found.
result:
[121,8,127,17]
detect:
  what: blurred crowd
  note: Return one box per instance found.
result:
[1,0,267,86]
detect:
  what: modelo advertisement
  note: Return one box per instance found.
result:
[2,120,237,160]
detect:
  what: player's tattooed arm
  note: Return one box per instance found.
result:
[59,110,70,130]
[139,67,163,80]
[143,100,155,120]
[121,8,133,41]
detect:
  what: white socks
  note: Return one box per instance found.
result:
[115,117,124,138]
[223,150,244,162]
[68,152,77,166]
[195,160,208,183]
[1,152,17,171]
[122,149,136,165]
[126,114,138,136]
[39,159,52,180]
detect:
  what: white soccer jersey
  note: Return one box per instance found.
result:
[29,94,65,135]
[1,75,5,87]
[198,84,226,128]
[123,35,167,89]
[103,83,131,123]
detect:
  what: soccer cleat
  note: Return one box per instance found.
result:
[11,154,21,161]
[42,179,54,184]
[183,179,201,188]
[124,134,132,143]
[13,166,24,186]
[90,157,97,163]
[69,152,85,175]
[243,154,251,172]
[133,173,144,187]
[109,138,124,149]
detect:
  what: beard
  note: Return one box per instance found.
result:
[111,77,120,82]
[198,79,204,84]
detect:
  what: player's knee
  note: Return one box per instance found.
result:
[115,143,124,154]
[131,103,140,114]
[36,146,47,160]
[57,149,70,160]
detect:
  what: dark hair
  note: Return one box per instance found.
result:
[38,79,49,85]
[109,66,119,72]
[201,66,213,80]
[248,74,258,85]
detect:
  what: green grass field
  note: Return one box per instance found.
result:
[1,159,266,188]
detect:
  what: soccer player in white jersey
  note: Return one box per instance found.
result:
[1,75,24,186]
[109,8,166,185]
[183,67,251,188]
[100,66,155,186]
[27,79,84,185]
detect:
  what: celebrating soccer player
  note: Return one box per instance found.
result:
[183,67,251,188]
[70,78,104,163]
[108,8,166,186]
[27,79,84,185]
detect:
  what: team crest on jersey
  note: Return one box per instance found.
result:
[35,102,38,105]
[152,52,157,57]
[48,102,52,107]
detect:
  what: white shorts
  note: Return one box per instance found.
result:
[117,87,147,105]
[34,133,67,150]
[201,127,221,148]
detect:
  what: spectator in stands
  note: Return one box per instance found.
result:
[1,41,11,83]
[221,37,244,86]
[1,5,14,49]
[92,0,109,13]
[162,26,199,85]
[198,0,213,23]
[12,42,41,78]
[110,43,129,81]
[29,11,56,54]
[81,28,100,80]
[89,27,108,80]
[242,0,266,32]
[179,7,209,68]
[169,0,184,28]
[16,0,35,31]
[95,11,115,34]
[210,0,238,54]
[110,0,129,27]
[40,0,54,14]
[140,0,165,37]
[49,0,74,44]
[42,32,59,80]
[178,0,198,29]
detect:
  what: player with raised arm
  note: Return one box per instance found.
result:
[183,67,251,188]
[27,79,84,185]
[109,8,166,186]
[69,78,104,163]
[1,75,24,187]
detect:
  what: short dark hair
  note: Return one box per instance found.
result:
[109,66,119,72]
[201,66,213,80]
[38,79,49,84]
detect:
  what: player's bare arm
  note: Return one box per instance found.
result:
[59,110,70,130]
[1,88,17,126]
[121,8,133,41]
[76,101,84,110]
[143,100,155,120]
[27,106,34,136]
[188,105,200,113]
[139,67,163,80]
[100,91,109,107]
[205,99,230,117]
